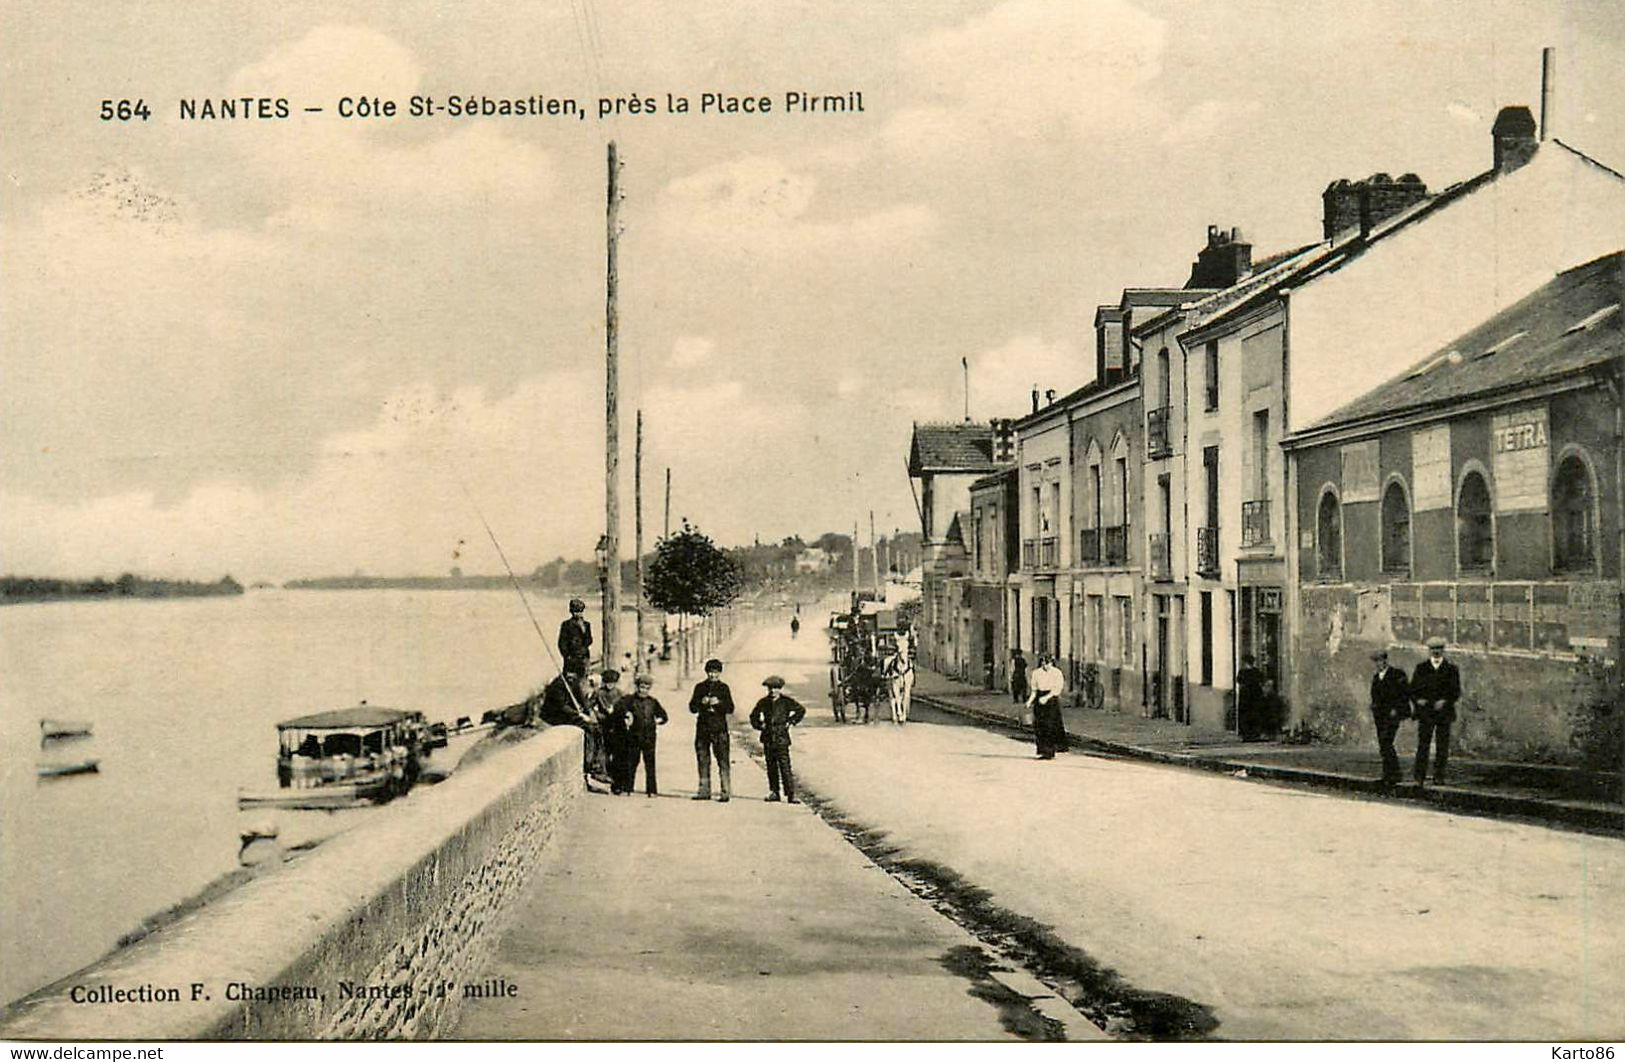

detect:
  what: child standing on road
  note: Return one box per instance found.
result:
[749,675,806,803]
[614,672,669,797]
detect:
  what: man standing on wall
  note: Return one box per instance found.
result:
[689,658,734,802]
[1409,636,1461,786]
[1368,649,1410,788]
[558,598,593,678]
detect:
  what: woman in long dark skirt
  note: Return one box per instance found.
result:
[1025,652,1068,759]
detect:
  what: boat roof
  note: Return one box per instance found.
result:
[276,706,415,730]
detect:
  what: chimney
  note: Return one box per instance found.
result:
[1322,179,1362,240]
[1044,388,1056,406]
[991,418,1016,463]
[1187,224,1253,288]
[1540,47,1556,141]
[1358,173,1429,236]
[1031,386,1040,414]
[1324,174,1430,240]
[1492,106,1538,173]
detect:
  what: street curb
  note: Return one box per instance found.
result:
[913,693,1624,835]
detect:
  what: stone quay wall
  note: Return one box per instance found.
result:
[0,727,582,1041]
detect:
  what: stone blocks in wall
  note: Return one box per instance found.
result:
[0,728,583,1041]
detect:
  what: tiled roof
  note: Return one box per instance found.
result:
[970,466,1017,491]
[1296,251,1624,434]
[908,422,996,474]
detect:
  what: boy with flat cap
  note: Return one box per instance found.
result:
[690,658,735,802]
[750,675,806,803]
[614,672,669,797]
[558,599,593,678]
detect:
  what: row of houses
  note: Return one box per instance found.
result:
[908,98,1625,765]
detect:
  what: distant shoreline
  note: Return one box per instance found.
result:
[0,575,243,607]
[283,576,599,593]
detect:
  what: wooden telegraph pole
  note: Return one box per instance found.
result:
[870,510,880,598]
[635,408,645,674]
[603,141,622,668]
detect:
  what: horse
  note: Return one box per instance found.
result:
[881,650,915,724]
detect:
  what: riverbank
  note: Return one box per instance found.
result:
[1,574,242,606]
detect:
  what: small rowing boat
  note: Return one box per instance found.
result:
[40,718,93,740]
[38,759,99,778]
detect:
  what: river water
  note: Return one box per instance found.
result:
[0,588,590,1007]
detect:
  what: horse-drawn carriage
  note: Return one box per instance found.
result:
[827,598,915,724]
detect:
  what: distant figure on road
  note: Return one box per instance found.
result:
[1235,655,1267,740]
[1010,648,1029,704]
[559,598,593,677]
[1368,650,1411,788]
[1026,653,1068,759]
[750,675,806,803]
[1410,637,1461,786]
[689,658,735,802]
[613,672,669,797]
[790,615,801,639]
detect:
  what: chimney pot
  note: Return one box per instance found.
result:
[1492,105,1538,173]
[1031,386,1040,414]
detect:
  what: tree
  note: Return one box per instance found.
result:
[645,520,744,617]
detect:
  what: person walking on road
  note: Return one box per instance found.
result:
[614,672,669,797]
[1368,649,1410,787]
[1410,636,1461,786]
[689,658,735,802]
[1010,648,1029,704]
[1026,652,1068,759]
[750,675,806,803]
[558,598,593,678]
[790,615,801,639]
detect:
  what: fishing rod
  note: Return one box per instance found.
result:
[446,466,593,719]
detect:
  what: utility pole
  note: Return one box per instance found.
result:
[603,141,622,667]
[661,466,672,663]
[635,408,644,674]
[852,521,860,598]
[870,510,880,598]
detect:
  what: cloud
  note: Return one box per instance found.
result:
[1161,99,1263,145]
[669,336,716,368]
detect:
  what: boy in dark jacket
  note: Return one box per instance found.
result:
[614,672,669,796]
[749,675,806,803]
[1368,650,1410,787]
[689,658,735,802]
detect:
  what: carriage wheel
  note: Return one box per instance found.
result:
[829,668,845,706]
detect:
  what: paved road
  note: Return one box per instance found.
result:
[452,621,1096,1041]
[750,623,1625,1041]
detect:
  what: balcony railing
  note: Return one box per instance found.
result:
[1102,524,1128,565]
[1241,500,1271,547]
[1078,528,1100,566]
[1196,525,1220,577]
[1146,406,1172,458]
[1040,536,1059,569]
[1021,538,1036,569]
[1148,533,1171,581]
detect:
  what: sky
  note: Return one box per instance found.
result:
[2,0,1622,581]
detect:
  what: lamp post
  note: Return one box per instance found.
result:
[595,535,611,669]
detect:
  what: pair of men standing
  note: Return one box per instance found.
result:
[690,662,807,803]
[1370,636,1462,787]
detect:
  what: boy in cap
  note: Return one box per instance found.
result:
[689,658,735,802]
[593,669,628,793]
[749,676,806,803]
[558,599,593,678]
[1368,649,1410,787]
[1409,637,1461,785]
[614,672,669,797]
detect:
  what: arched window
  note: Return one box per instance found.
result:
[1317,489,1341,579]
[1381,480,1411,576]
[1457,471,1494,572]
[1553,453,1595,572]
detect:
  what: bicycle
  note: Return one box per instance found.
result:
[1077,662,1104,710]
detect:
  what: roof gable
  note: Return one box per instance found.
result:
[908,422,996,474]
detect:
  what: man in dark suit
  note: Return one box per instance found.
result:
[558,598,593,677]
[749,675,806,803]
[613,672,668,797]
[1409,636,1462,785]
[689,658,735,802]
[1368,649,1410,787]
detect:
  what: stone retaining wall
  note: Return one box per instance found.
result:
[0,727,582,1041]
